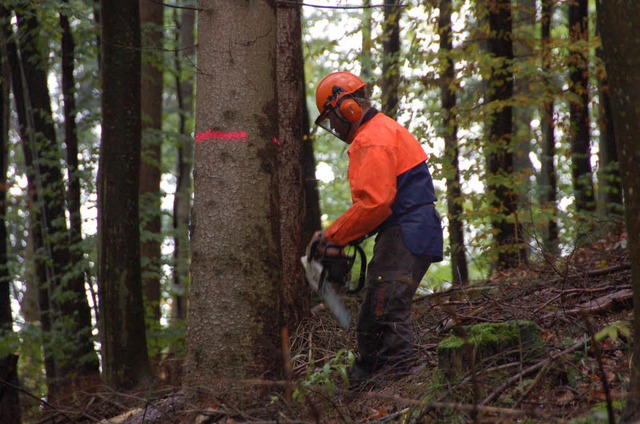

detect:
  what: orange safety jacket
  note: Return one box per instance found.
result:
[324,110,443,261]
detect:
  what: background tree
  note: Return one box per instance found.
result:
[381,0,401,118]
[486,0,527,270]
[171,1,195,324]
[0,38,21,424]
[538,0,559,254]
[184,0,282,410]
[594,1,621,218]
[98,0,151,390]
[568,0,594,215]
[2,4,99,400]
[598,2,640,420]
[139,0,163,326]
[438,0,468,285]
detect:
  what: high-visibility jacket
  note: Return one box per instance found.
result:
[324,110,443,261]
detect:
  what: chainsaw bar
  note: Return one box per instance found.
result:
[301,255,352,330]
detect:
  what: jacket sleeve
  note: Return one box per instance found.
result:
[324,144,397,246]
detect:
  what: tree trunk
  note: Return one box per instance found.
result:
[486,0,527,270]
[568,0,595,214]
[381,0,401,118]
[511,0,535,200]
[438,0,468,285]
[361,0,374,82]
[139,0,164,326]
[0,32,21,424]
[3,4,99,400]
[59,1,101,389]
[539,0,559,254]
[597,3,640,420]
[594,1,622,217]
[98,0,151,390]
[277,1,312,331]
[184,0,282,410]
[172,2,195,324]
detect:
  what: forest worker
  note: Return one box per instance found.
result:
[306,71,444,385]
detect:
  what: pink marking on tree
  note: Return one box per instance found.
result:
[195,130,248,143]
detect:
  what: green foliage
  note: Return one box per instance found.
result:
[292,349,355,403]
[594,320,632,343]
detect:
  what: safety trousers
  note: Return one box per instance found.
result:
[356,224,432,371]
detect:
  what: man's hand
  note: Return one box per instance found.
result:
[306,231,344,259]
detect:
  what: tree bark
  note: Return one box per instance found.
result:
[381,0,401,118]
[277,1,312,331]
[172,1,195,324]
[568,0,595,214]
[98,0,151,390]
[0,28,21,424]
[594,1,622,217]
[438,0,468,285]
[3,4,99,400]
[139,0,164,326]
[184,0,282,410]
[597,2,640,420]
[539,0,559,254]
[486,0,527,270]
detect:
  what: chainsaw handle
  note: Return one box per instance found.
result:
[307,231,345,259]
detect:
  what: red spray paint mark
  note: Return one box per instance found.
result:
[273,137,281,145]
[195,130,248,143]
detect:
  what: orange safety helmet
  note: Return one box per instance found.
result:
[315,71,367,125]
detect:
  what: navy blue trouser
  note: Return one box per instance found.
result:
[356,225,432,370]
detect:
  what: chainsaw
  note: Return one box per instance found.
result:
[301,240,366,330]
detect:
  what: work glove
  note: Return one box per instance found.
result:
[306,231,344,259]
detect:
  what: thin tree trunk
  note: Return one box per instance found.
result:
[486,0,527,270]
[0,30,21,424]
[539,0,559,254]
[3,5,99,400]
[438,0,468,285]
[98,0,151,390]
[381,0,400,118]
[568,0,595,214]
[172,3,195,323]
[361,0,374,82]
[59,0,101,388]
[511,0,535,201]
[594,1,621,217]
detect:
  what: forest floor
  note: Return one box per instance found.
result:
[40,225,635,423]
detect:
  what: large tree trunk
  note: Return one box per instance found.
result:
[568,0,595,214]
[381,0,401,118]
[3,4,99,401]
[184,0,282,411]
[172,2,195,324]
[277,1,311,331]
[539,0,559,254]
[98,0,151,390]
[438,0,468,285]
[140,0,163,325]
[486,0,527,271]
[0,33,21,424]
[597,3,640,421]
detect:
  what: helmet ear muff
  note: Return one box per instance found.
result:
[338,96,362,123]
